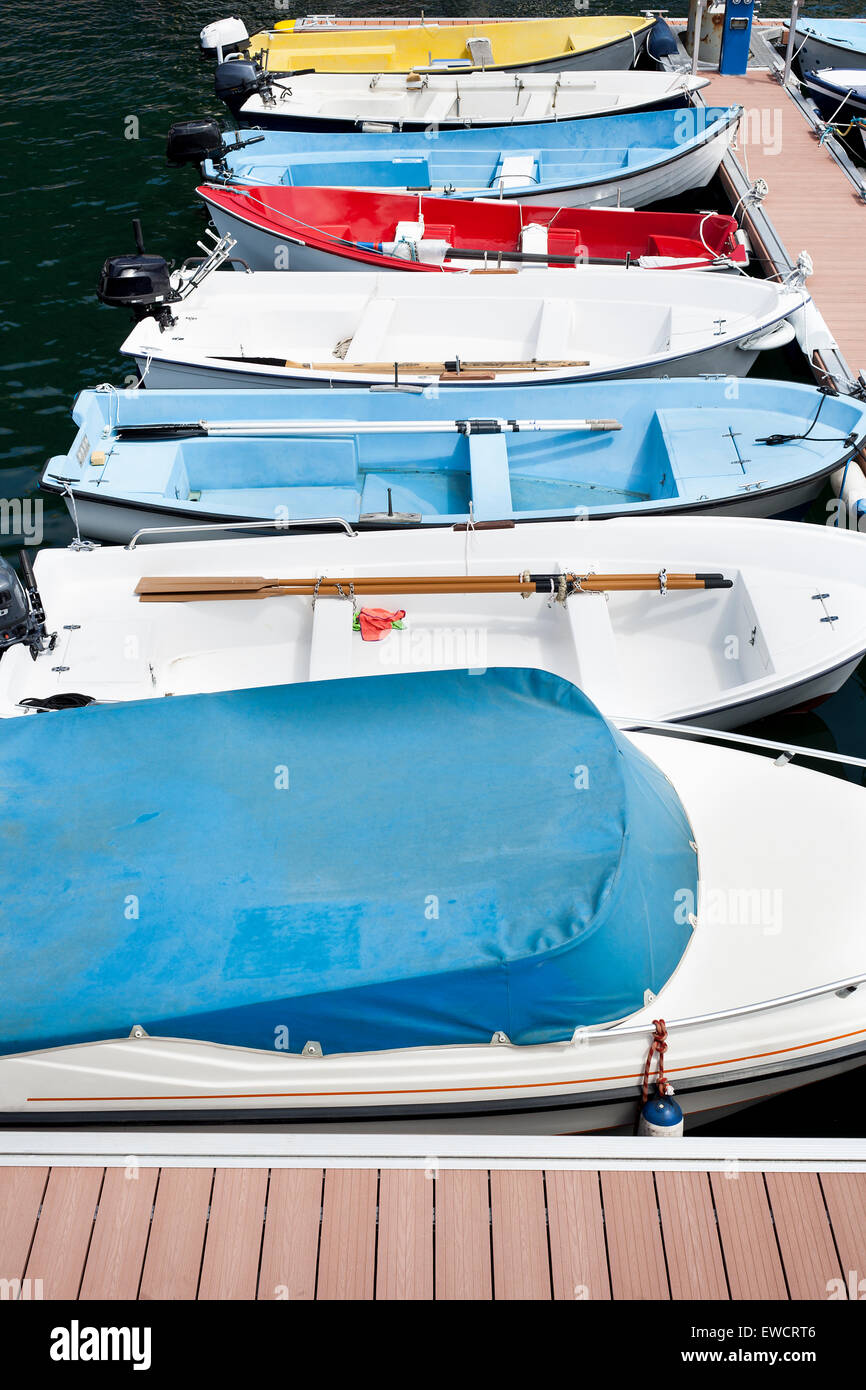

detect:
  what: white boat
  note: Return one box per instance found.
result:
[1,672,864,1130]
[794,19,866,75]
[3,517,864,733]
[236,69,710,131]
[121,263,807,390]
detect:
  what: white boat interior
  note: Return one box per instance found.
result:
[240,69,710,127]
[125,266,808,386]
[4,517,865,731]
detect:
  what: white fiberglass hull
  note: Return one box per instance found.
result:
[239,70,709,131]
[2,735,865,1126]
[4,517,865,733]
[796,32,866,76]
[131,336,789,390]
[124,266,806,391]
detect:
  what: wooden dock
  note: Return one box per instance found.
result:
[2,1134,865,1301]
[706,67,866,382]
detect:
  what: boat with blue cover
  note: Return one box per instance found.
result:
[41,379,866,540]
[1,665,865,1129]
[182,105,742,209]
[795,19,866,74]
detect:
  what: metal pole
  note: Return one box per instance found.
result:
[691,0,705,76]
[783,0,800,86]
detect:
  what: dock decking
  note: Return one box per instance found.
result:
[706,67,866,380]
[2,1135,865,1300]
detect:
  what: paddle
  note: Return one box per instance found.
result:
[282,359,592,375]
[135,571,732,603]
[114,416,621,441]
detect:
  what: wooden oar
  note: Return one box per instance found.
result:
[136,571,732,602]
[283,358,591,374]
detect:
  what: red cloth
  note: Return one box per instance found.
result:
[357,607,406,642]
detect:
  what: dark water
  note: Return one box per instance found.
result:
[0,1,864,1135]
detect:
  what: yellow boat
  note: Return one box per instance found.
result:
[247,16,656,76]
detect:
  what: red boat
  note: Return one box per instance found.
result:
[198,184,748,274]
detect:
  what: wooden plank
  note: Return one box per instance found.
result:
[199,1167,268,1300]
[545,1168,610,1301]
[435,1169,492,1301]
[489,1169,550,1300]
[0,1168,48,1291]
[706,70,866,374]
[258,1168,322,1301]
[376,1168,434,1300]
[820,1172,866,1299]
[79,1166,158,1301]
[317,1168,377,1300]
[656,1170,728,1301]
[765,1171,840,1300]
[25,1167,102,1299]
[601,1170,669,1300]
[140,1167,212,1301]
[709,1170,788,1299]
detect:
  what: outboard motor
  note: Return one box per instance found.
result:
[0,552,53,660]
[214,58,267,115]
[166,117,224,167]
[96,219,177,323]
[200,16,250,58]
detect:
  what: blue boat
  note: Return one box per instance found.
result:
[186,105,742,209]
[795,19,866,74]
[42,378,866,541]
[0,667,696,1060]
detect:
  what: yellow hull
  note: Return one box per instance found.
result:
[249,16,654,75]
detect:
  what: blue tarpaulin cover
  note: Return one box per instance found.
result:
[0,667,696,1057]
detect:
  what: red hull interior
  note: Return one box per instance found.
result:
[200,184,746,269]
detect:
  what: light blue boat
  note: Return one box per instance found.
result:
[192,105,742,209]
[42,379,866,541]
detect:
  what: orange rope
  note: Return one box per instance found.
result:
[641,1019,671,1105]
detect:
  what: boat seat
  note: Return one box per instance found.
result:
[564,590,622,702]
[183,438,359,488]
[468,434,513,522]
[492,153,539,190]
[420,91,457,123]
[521,92,550,121]
[197,486,362,518]
[390,156,432,186]
[647,234,706,259]
[626,147,659,167]
[520,222,548,256]
[466,36,494,66]
[534,297,574,361]
[548,229,581,257]
[318,223,352,241]
[308,595,355,682]
[423,223,455,242]
[342,298,397,361]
